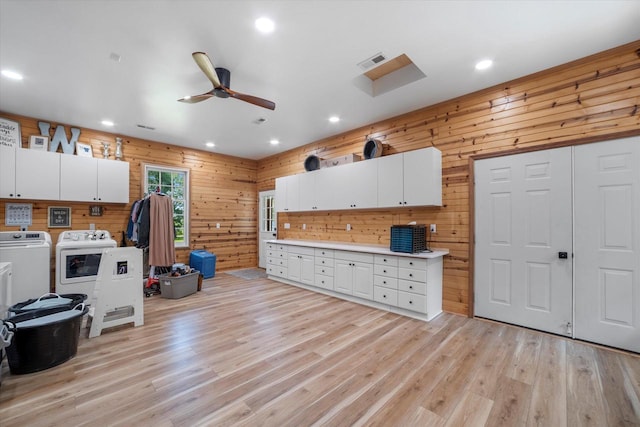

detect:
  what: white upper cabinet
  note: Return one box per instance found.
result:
[377,147,442,208]
[275,175,299,212]
[403,147,442,206]
[274,147,442,212]
[60,156,129,203]
[0,145,17,198]
[14,148,60,200]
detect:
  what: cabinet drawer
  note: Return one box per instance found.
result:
[267,265,288,278]
[288,246,315,256]
[374,275,398,289]
[267,243,289,252]
[398,267,427,283]
[373,264,398,278]
[315,248,334,258]
[374,286,398,306]
[398,291,427,313]
[315,256,333,266]
[267,250,283,258]
[268,257,287,267]
[398,279,426,295]
[314,274,334,290]
[374,254,398,267]
[315,265,334,276]
[398,257,427,270]
[335,250,373,264]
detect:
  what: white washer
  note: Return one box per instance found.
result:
[55,230,117,301]
[0,231,51,305]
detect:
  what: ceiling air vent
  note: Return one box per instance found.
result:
[136,124,155,130]
[357,52,387,70]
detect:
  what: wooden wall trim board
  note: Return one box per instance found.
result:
[257,40,640,316]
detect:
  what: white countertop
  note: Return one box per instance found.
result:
[267,239,449,259]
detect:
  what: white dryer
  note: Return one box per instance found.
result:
[55,230,117,301]
[0,231,51,305]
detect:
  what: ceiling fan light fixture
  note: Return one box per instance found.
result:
[255,17,275,34]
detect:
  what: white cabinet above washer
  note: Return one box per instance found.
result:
[60,155,129,203]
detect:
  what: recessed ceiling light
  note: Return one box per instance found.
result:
[329,116,340,123]
[205,142,215,148]
[101,120,114,127]
[270,139,279,145]
[255,17,275,34]
[475,59,493,70]
[1,70,23,80]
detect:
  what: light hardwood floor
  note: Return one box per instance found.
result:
[1,272,639,426]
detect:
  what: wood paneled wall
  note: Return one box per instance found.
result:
[256,41,640,316]
[0,113,259,285]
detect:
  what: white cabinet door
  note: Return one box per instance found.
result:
[404,147,442,206]
[352,262,374,300]
[349,160,378,209]
[60,155,97,201]
[288,253,302,282]
[276,175,299,212]
[334,259,353,295]
[97,159,129,203]
[377,154,404,207]
[0,146,16,198]
[574,137,640,353]
[298,171,317,211]
[15,149,60,200]
[300,255,315,286]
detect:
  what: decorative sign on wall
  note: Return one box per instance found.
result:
[0,117,21,149]
[48,206,72,228]
[89,205,103,216]
[5,203,32,226]
[38,121,80,154]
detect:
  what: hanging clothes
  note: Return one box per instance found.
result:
[148,193,175,267]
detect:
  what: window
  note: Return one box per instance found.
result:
[261,193,276,232]
[143,164,189,247]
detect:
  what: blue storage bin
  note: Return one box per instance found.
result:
[189,250,216,279]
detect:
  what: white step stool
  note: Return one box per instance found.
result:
[89,247,144,338]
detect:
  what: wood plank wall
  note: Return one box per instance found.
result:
[256,40,640,316]
[0,113,259,286]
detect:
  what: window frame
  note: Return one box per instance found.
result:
[142,163,190,248]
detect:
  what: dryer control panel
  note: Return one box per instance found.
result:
[58,230,113,243]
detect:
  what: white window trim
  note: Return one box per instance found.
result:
[143,163,190,248]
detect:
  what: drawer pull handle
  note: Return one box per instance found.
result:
[383,270,387,273]
[383,258,387,262]
[409,300,413,304]
[409,274,413,277]
[383,281,387,284]
[383,294,387,298]
[409,285,413,289]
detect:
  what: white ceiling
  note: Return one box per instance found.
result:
[1,1,638,160]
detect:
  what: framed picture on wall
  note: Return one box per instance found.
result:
[76,142,93,157]
[48,206,72,228]
[29,135,49,150]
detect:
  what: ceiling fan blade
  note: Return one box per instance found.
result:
[177,91,214,103]
[192,52,222,88]
[226,87,276,110]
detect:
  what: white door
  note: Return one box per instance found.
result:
[574,137,640,352]
[474,147,573,335]
[258,190,276,269]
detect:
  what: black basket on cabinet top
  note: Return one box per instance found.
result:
[390,225,427,253]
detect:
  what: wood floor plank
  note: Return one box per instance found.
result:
[0,271,638,426]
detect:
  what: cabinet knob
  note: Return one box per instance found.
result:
[409,285,413,289]
[409,274,413,277]
[409,262,413,265]
[383,270,387,273]
[409,300,413,304]
[398,201,402,205]
[16,194,20,197]
[383,281,387,284]
[383,294,387,298]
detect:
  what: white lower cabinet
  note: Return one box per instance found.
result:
[266,243,288,278]
[267,241,446,321]
[287,246,315,286]
[334,251,374,299]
